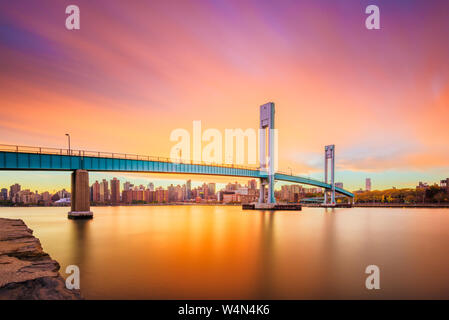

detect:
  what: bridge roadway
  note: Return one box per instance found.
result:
[0,144,354,198]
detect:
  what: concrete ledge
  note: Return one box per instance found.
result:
[68,211,93,219]
[254,203,276,209]
[243,203,302,211]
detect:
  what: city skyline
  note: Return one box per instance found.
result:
[3,175,448,203]
[0,1,448,191]
[3,176,448,206]
[1,169,448,195]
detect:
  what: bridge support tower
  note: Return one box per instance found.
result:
[324,145,336,206]
[259,102,276,204]
[68,169,93,219]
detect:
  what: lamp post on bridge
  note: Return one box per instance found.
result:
[174,147,182,163]
[65,133,71,155]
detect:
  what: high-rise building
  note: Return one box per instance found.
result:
[41,191,51,203]
[9,183,21,202]
[279,185,303,202]
[148,182,154,191]
[132,189,145,202]
[202,183,209,199]
[167,184,175,202]
[155,188,168,203]
[111,178,120,204]
[16,189,37,204]
[176,185,184,201]
[335,182,343,189]
[121,190,133,204]
[365,178,372,191]
[123,181,132,191]
[99,182,105,203]
[57,189,70,199]
[0,188,7,201]
[208,183,216,196]
[226,182,240,191]
[92,181,100,202]
[248,179,257,190]
[186,180,191,200]
[144,189,155,203]
[102,179,109,202]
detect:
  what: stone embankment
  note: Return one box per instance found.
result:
[0,218,82,299]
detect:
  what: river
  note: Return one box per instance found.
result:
[1,205,449,299]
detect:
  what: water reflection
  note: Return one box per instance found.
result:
[1,206,449,299]
[317,209,338,298]
[69,219,91,267]
[256,211,275,298]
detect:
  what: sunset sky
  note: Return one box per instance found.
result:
[0,0,448,192]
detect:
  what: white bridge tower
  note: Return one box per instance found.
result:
[259,102,276,204]
[324,144,336,205]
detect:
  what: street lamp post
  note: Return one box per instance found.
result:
[174,147,182,163]
[65,133,71,155]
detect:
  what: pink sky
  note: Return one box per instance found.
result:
[0,0,448,191]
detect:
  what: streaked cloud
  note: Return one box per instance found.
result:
[0,0,448,190]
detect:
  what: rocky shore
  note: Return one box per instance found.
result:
[0,218,82,299]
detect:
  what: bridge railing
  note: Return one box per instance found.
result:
[0,143,354,196]
[0,143,259,171]
[276,170,324,184]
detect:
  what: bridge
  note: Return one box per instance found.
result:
[0,103,354,217]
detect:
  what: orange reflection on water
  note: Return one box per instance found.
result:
[2,206,449,299]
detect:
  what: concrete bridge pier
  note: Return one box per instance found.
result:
[68,169,93,219]
[259,179,266,203]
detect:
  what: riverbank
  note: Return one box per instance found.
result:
[3,202,449,209]
[301,203,449,208]
[0,202,243,208]
[353,203,449,208]
[0,218,82,300]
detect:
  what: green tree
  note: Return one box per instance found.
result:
[405,194,415,204]
[434,192,446,204]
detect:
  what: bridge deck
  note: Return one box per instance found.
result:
[0,144,354,197]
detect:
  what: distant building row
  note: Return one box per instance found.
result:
[0,183,70,205]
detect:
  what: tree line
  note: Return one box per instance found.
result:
[355,186,449,204]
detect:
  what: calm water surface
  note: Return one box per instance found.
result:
[1,205,449,299]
